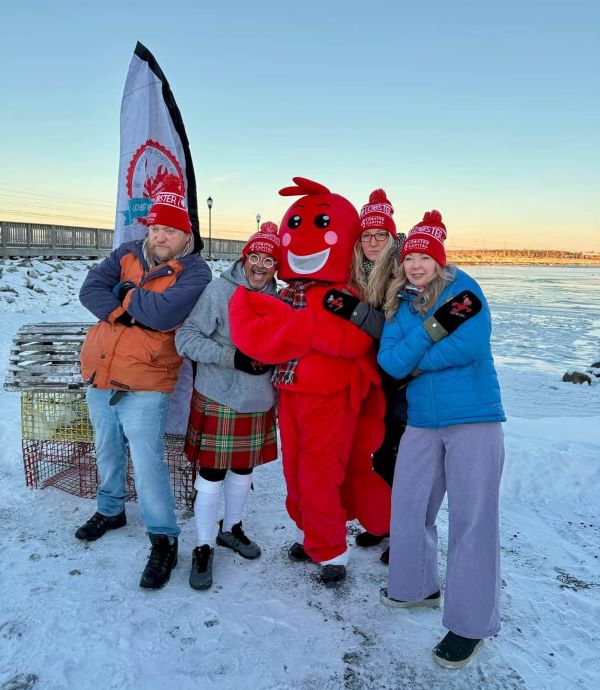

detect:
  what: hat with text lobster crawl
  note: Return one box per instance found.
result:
[146,192,192,234]
[401,210,447,266]
[242,222,281,263]
[360,189,397,239]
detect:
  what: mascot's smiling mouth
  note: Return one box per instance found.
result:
[287,248,331,274]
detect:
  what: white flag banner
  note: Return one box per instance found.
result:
[114,42,202,435]
[113,41,202,252]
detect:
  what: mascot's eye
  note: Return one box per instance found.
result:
[288,215,302,229]
[314,214,330,228]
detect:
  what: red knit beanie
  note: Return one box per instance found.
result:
[146,192,192,234]
[242,223,281,263]
[401,210,447,266]
[359,189,397,239]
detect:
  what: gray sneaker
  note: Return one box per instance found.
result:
[216,520,261,559]
[189,545,214,590]
[380,588,441,608]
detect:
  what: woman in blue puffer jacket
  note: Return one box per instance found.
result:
[377,210,505,670]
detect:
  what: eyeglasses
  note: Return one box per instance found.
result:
[247,253,277,268]
[360,231,389,243]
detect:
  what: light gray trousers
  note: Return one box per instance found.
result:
[388,422,504,639]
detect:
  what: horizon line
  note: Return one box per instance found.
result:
[0,218,598,256]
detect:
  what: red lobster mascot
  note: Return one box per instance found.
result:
[229,177,391,585]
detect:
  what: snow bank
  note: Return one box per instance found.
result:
[1,259,599,690]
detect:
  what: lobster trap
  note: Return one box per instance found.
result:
[5,323,194,508]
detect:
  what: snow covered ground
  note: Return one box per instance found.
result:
[0,259,599,690]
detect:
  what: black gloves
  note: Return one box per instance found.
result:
[234,348,271,376]
[112,281,155,330]
[115,312,135,327]
[323,289,360,321]
[112,280,136,302]
[115,312,156,331]
[424,290,482,342]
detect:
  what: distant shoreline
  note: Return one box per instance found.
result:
[450,259,600,266]
[447,252,600,266]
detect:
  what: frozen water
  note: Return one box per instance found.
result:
[0,259,599,690]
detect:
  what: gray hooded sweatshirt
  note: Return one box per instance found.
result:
[175,260,277,413]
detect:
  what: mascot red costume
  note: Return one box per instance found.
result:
[229,177,391,586]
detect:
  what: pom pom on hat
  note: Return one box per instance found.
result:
[146,191,192,234]
[368,189,388,204]
[242,224,281,263]
[360,189,396,238]
[421,210,446,231]
[260,221,278,235]
[401,209,447,266]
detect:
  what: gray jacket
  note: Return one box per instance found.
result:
[175,260,277,413]
[350,301,408,422]
[350,302,385,339]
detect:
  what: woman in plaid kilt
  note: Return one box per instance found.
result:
[175,225,280,590]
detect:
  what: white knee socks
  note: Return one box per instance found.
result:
[222,471,253,532]
[193,475,222,547]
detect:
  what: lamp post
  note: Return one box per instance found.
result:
[207,196,213,259]
[256,213,261,232]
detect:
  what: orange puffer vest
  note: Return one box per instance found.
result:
[81,253,184,393]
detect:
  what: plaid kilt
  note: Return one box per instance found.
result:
[184,390,278,470]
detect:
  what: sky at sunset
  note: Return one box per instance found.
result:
[0,0,598,251]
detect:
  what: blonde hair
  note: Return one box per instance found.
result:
[348,234,398,308]
[384,262,457,319]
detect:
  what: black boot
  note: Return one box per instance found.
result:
[288,542,310,562]
[321,564,346,587]
[432,631,484,669]
[355,531,388,547]
[75,510,126,541]
[139,534,178,589]
[380,547,389,564]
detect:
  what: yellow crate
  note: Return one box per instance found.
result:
[21,391,94,443]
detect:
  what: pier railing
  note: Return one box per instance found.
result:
[0,220,245,259]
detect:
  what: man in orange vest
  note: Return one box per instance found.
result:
[75,191,212,589]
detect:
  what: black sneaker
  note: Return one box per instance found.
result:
[75,510,126,541]
[216,520,261,559]
[380,547,389,564]
[189,545,214,590]
[139,534,178,589]
[380,588,441,608]
[288,542,310,562]
[355,530,389,547]
[321,564,346,587]
[432,631,484,669]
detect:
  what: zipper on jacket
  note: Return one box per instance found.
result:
[110,380,131,389]
[140,262,180,286]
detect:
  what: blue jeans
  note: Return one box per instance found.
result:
[86,388,180,538]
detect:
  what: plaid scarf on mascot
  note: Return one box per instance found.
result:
[272,280,325,384]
